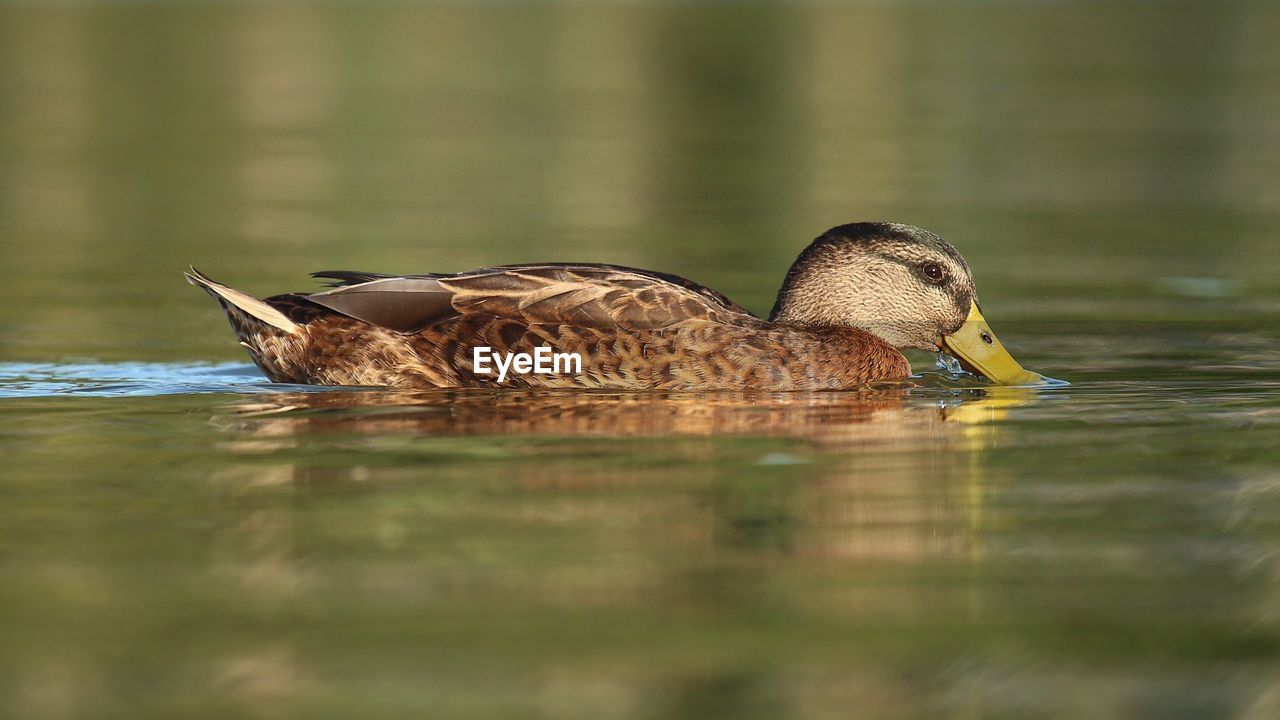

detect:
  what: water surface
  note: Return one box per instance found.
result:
[2,1,1280,718]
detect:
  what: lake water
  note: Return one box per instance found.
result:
[2,2,1279,718]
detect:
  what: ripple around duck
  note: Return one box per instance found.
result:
[0,362,287,398]
[0,361,1054,399]
[0,360,1266,403]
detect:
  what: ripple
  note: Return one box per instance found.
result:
[0,362,285,398]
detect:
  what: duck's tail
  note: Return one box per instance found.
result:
[184,267,300,334]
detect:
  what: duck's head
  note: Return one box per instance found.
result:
[769,222,1042,385]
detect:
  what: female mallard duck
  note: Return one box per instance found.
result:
[187,222,1043,389]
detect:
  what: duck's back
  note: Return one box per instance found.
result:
[188,265,910,390]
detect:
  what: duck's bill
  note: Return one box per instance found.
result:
[941,304,1045,386]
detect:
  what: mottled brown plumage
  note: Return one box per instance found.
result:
[187,223,995,391]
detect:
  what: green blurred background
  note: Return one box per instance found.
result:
[1,0,1278,364]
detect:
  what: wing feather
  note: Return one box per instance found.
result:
[302,264,760,334]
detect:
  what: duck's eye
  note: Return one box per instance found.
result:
[921,263,946,283]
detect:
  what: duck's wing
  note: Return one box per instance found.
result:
[310,270,405,287]
[302,264,760,335]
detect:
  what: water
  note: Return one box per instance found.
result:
[3,1,1280,718]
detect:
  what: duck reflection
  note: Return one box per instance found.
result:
[219,384,1035,447]
[213,386,1039,570]
[210,386,1038,595]
[207,386,1042,719]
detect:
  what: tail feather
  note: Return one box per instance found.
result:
[185,267,300,334]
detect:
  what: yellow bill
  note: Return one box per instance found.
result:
[941,303,1045,386]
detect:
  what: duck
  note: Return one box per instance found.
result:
[186,222,1044,390]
